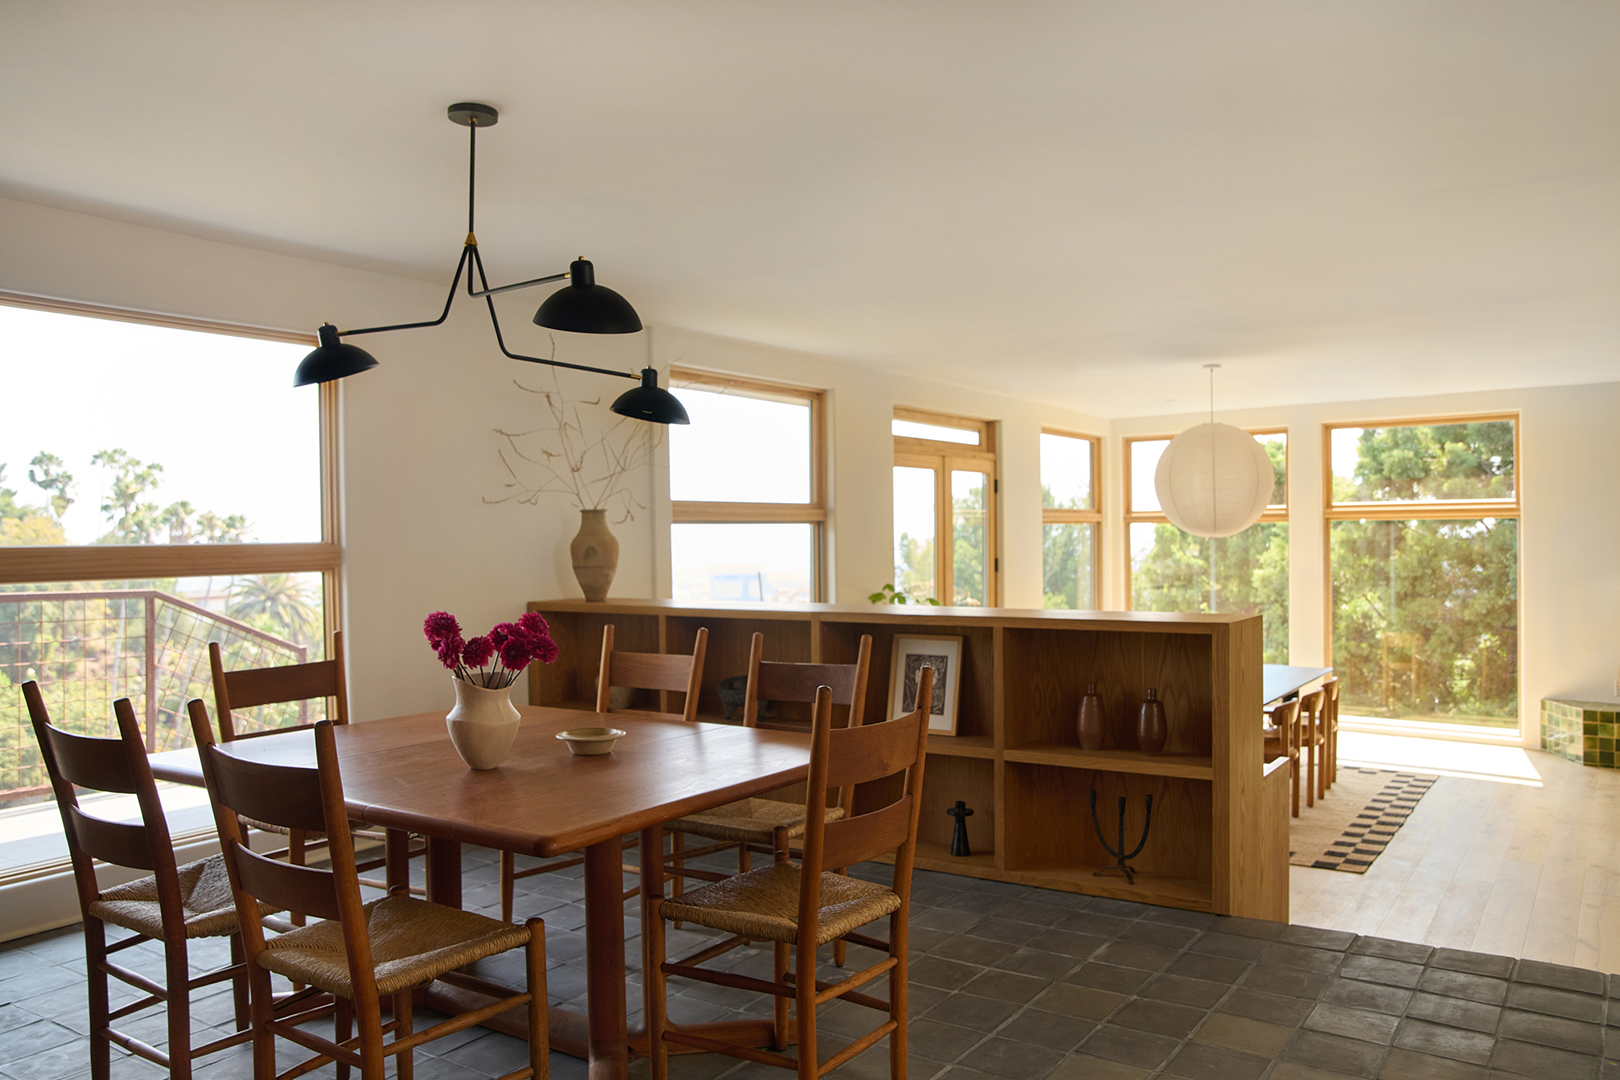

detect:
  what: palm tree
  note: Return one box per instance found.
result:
[228,574,319,649]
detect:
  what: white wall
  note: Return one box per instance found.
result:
[1107,383,1620,745]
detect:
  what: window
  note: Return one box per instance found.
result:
[0,296,338,868]
[668,369,826,602]
[892,408,997,606]
[1125,430,1289,662]
[1040,429,1100,610]
[1325,416,1519,731]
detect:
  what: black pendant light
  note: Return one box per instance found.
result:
[297,102,687,426]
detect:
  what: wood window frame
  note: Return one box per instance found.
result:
[668,367,828,601]
[0,293,343,635]
[892,407,999,607]
[1122,428,1289,611]
[1039,427,1102,610]
[1320,412,1521,676]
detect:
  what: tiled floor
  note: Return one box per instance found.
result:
[2,845,1617,1080]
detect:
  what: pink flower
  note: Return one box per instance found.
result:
[498,636,532,672]
[489,623,513,649]
[517,611,550,639]
[435,633,465,671]
[462,636,495,668]
[423,611,460,646]
[530,633,559,665]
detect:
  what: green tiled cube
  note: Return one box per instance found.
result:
[1544,698,1620,768]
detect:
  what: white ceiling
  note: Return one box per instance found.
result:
[3,1,1618,417]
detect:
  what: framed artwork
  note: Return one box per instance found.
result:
[889,635,964,735]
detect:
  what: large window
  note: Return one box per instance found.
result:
[1125,430,1289,662]
[1041,429,1100,610]
[892,409,998,606]
[668,370,826,603]
[0,296,338,863]
[1326,416,1519,730]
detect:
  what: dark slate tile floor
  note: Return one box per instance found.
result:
[2,846,1618,1080]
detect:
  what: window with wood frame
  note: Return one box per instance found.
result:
[0,294,340,864]
[1124,429,1289,662]
[1041,429,1101,610]
[667,369,826,603]
[892,408,998,606]
[1325,415,1519,731]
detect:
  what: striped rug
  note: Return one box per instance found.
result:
[1288,767,1438,873]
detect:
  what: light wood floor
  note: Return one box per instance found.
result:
[1290,730,1620,973]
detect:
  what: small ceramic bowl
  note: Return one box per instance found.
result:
[556,727,627,756]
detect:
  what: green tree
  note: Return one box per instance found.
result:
[1041,484,1095,609]
[894,532,935,602]
[0,465,65,546]
[27,453,74,521]
[229,574,319,650]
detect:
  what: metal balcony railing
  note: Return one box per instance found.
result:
[0,590,308,807]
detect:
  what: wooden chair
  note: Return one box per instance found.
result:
[1298,688,1327,809]
[1262,698,1302,818]
[1380,632,1423,709]
[498,625,709,922]
[1320,677,1341,796]
[210,634,421,902]
[187,701,548,1080]
[23,682,254,1080]
[663,633,871,892]
[643,668,934,1080]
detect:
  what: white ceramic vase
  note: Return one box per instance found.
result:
[445,677,521,770]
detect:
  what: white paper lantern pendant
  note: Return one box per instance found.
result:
[1154,365,1273,538]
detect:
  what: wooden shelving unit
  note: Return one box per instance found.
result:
[527,599,1290,920]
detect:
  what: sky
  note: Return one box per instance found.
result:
[0,305,321,544]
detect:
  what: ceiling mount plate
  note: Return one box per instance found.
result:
[447,102,498,127]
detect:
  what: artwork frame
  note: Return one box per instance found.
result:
[889,634,964,735]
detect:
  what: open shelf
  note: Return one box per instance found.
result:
[998,861,1213,909]
[927,734,995,759]
[1004,744,1213,780]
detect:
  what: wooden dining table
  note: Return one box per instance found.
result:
[148,705,815,1080]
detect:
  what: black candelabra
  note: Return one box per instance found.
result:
[946,801,974,857]
[1088,790,1154,884]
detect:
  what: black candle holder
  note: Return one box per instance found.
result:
[1088,790,1154,885]
[946,800,974,857]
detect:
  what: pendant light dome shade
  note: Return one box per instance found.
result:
[610,368,690,425]
[294,324,380,387]
[1153,423,1274,538]
[534,259,643,335]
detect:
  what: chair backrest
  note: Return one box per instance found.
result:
[595,624,708,722]
[1267,698,1300,759]
[187,700,379,1014]
[1298,688,1326,743]
[23,682,184,929]
[210,631,348,742]
[795,667,933,940]
[1321,677,1340,727]
[741,633,872,729]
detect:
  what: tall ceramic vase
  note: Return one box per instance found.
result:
[1077,683,1105,751]
[446,677,522,770]
[570,508,619,602]
[1137,687,1168,756]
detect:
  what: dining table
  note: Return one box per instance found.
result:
[148,704,816,1080]
[1262,663,1332,707]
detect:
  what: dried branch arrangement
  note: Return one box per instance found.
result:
[487,363,663,522]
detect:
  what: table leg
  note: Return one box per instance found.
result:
[426,837,462,909]
[584,838,630,1080]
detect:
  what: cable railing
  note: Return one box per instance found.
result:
[0,590,308,807]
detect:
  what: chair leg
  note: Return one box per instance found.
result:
[357,996,387,1080]
[889,909,908,1080]
[501,850,517,924]
[1290,756,1300,818]
[249,963,278,1080]
[646,900,669,1080]
[84,917,110,1080]
[394,991,413,1080]
[289,829,308,928]
[795,938,817,1080]
[1305,728,1316,809]
[167,936,193,1080]
[523,919,549,1080]
[773,941,791,1051]
[335,997,353,1080]
[229,932,251,1032]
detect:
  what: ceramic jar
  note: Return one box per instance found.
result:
[1077,683,1105,751]
[570,508,619,602]
[1137,688,1168,755]
[445,677,522,769]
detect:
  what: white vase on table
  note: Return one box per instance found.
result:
[446,677,521,770]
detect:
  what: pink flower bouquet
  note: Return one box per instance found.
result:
[423,610,560,689]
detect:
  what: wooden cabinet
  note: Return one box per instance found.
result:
[526,599,1290,921]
